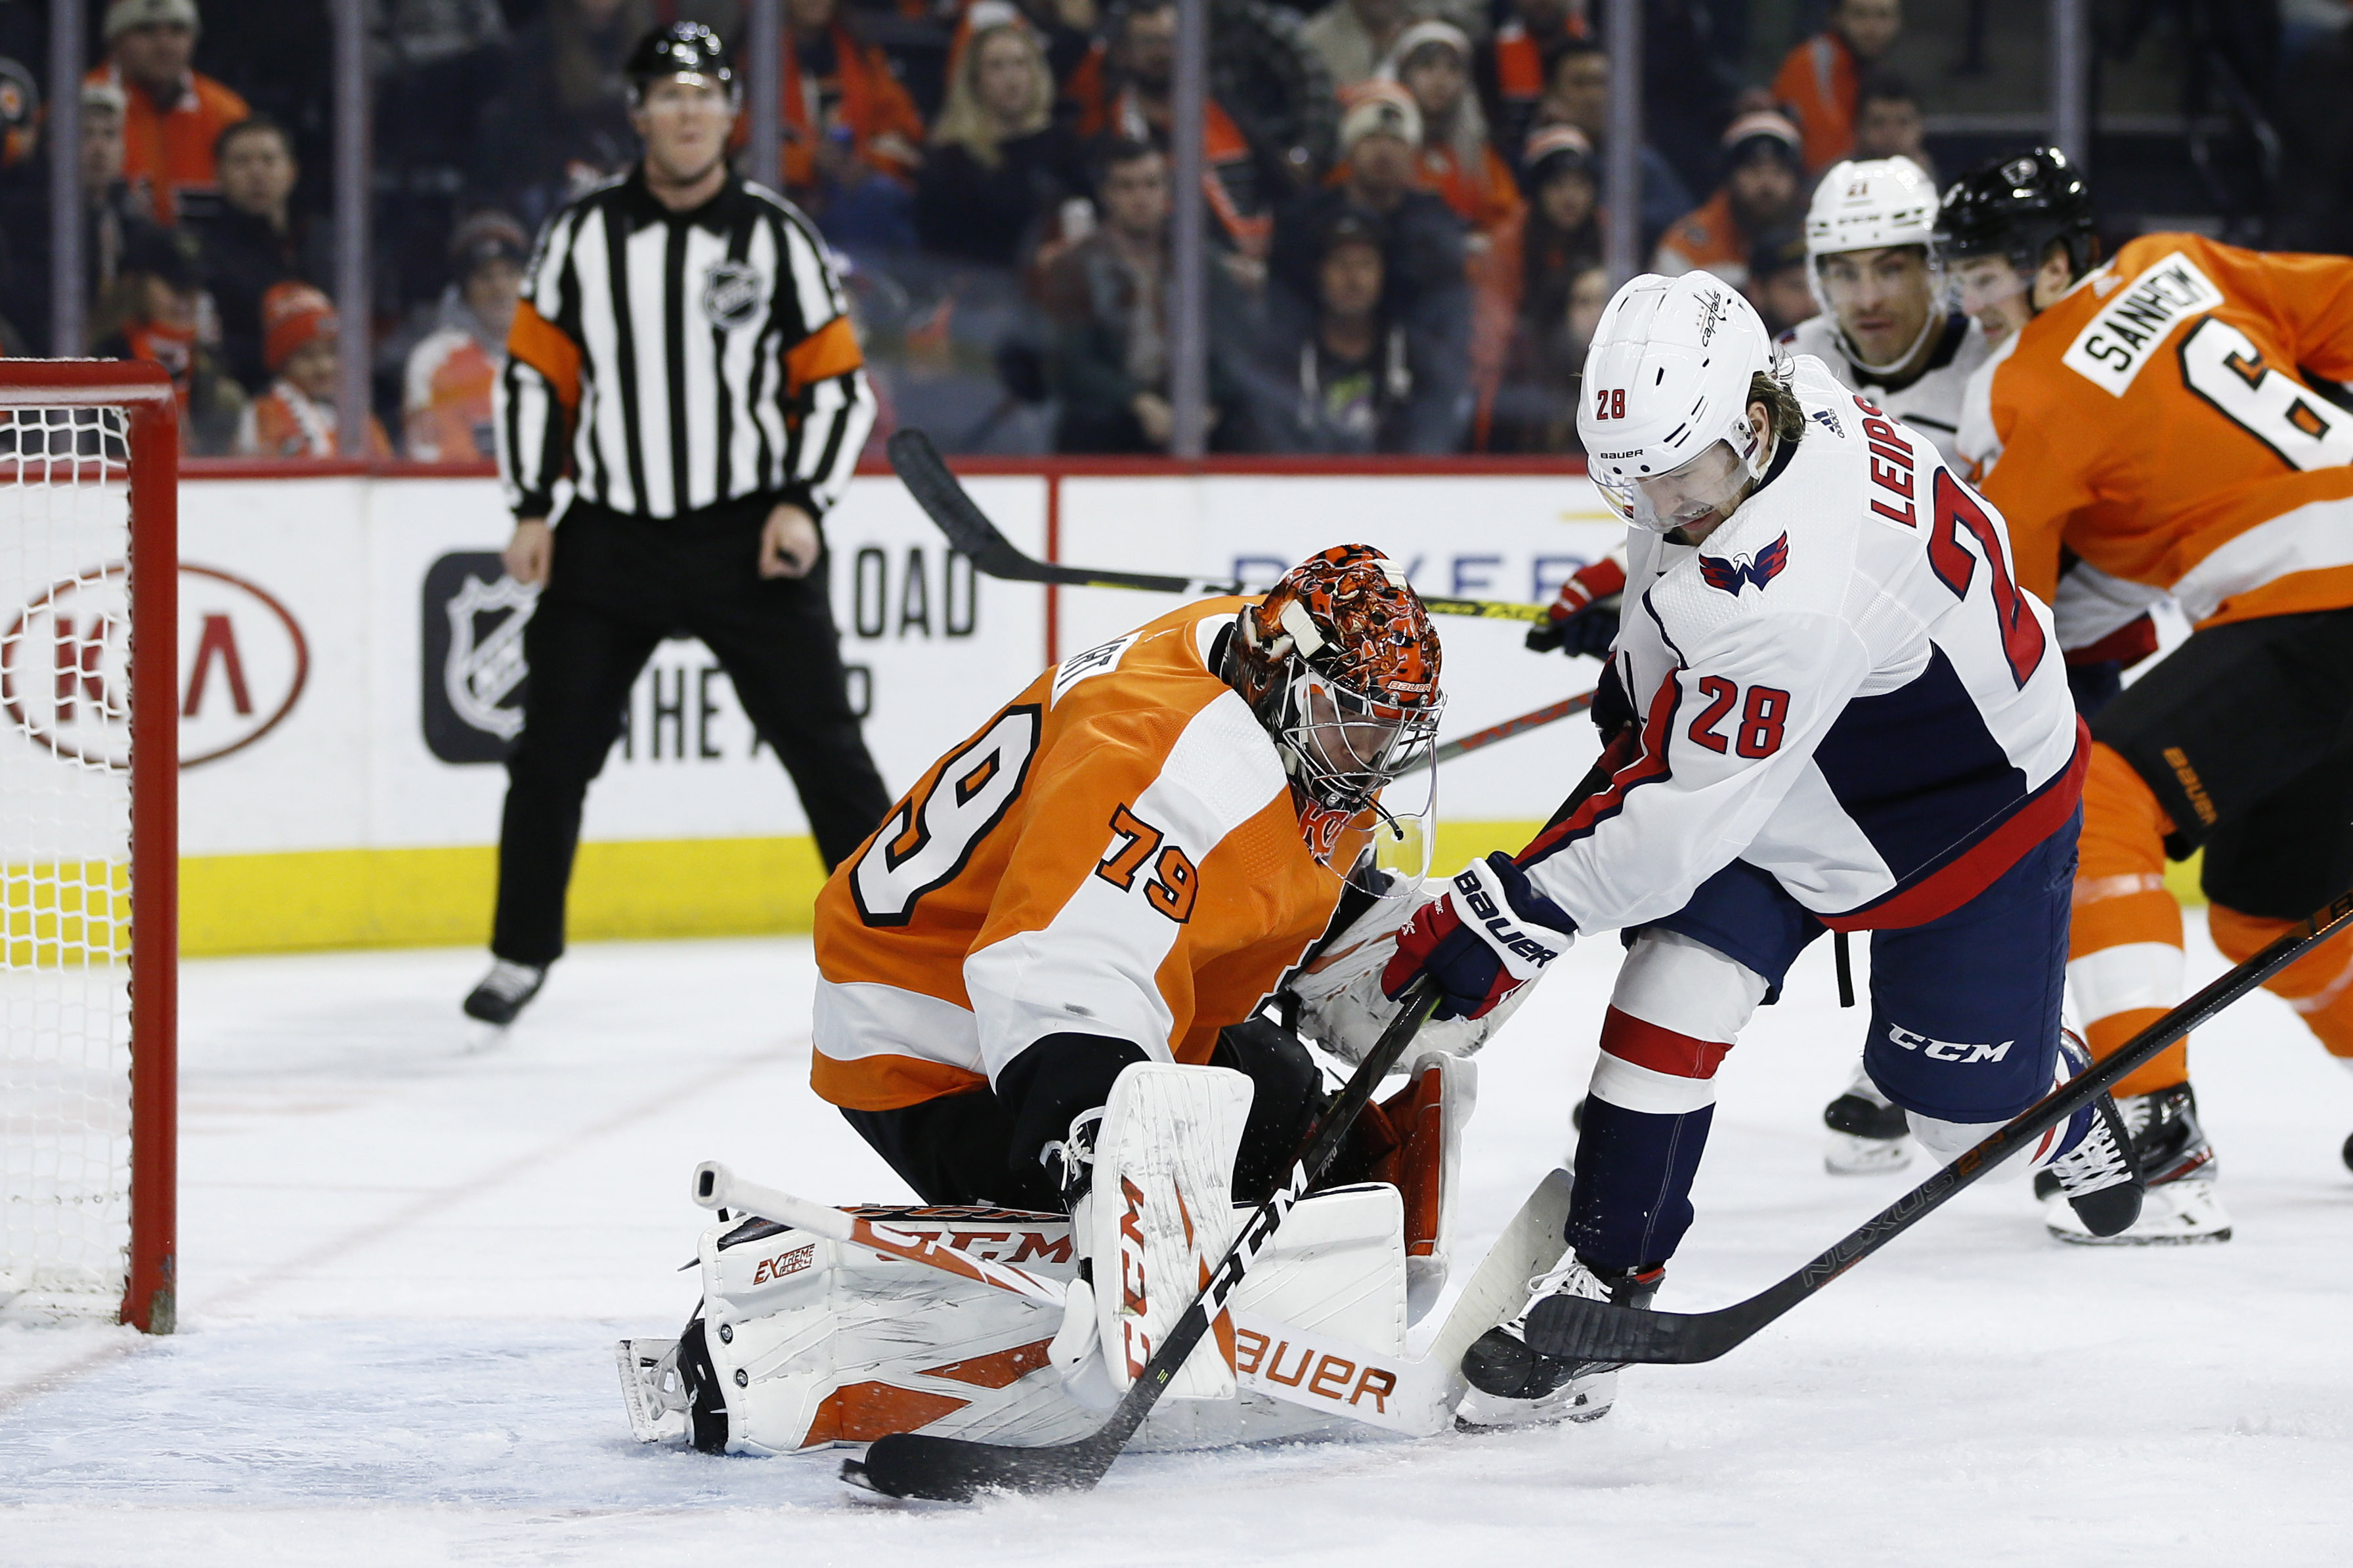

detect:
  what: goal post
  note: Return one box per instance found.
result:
[0,360,178,1334]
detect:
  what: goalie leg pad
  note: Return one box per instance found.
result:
[1084,1061,1255,1401]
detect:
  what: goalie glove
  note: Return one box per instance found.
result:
[1380,853,1576,1021]
[1285,869,1531,1063]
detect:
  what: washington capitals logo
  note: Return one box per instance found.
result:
[1699,533,1790,596]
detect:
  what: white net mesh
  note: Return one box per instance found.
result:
[0,405,137,1316]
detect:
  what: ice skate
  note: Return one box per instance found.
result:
[2046,1082,2229,1244]
[2033,1033,2144,1239]
[463,959,546,1028]
[1456,1251,1660,1429]
[1822,1061,1915,1174]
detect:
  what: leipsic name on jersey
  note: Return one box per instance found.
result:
[1785,311,1989,467]
[1517,353,2084,937]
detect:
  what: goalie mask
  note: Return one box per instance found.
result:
[1224,545,1444,832]
[1578,273,1780,535]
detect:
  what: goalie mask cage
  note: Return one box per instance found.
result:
[0,361,178,1334]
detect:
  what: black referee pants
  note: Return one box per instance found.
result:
[490,496,892,966]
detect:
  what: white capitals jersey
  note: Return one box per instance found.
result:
[1784,311,1988,467]
[1523,354,2086,935]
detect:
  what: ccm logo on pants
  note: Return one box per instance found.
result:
[1886,1026,2014,1063]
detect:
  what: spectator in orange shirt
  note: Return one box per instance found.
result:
[1089,0,1276,268]
[1480,0,1587,163]
[780,0,926,246]
[1653,110,1803,288]
[87,0,250,224]
[1770,0,1901,174]
[238,281,391,459]
[402,212,529,462]
[1385,21,1522,247]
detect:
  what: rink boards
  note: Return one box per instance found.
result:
[6,467,1630,953]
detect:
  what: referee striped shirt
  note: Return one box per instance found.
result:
[496,167,875,522]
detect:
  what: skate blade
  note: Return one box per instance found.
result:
[2042,1185,2232,1246]
[1824,1134,1914,1176]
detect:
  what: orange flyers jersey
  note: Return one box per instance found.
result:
[810,599,1371,1113]
[1962,233,2353,629]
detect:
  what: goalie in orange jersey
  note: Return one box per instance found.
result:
[809,545,1480,1261]
[1939,147,2353,1244]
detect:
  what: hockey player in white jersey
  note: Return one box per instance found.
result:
[1331,273,2144,1426]
[1786,156,1987,468]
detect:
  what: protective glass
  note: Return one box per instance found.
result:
[1275,666,1444,817]
[1594,438,1754,535]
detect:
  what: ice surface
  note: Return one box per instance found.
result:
[5,928,2352,1565]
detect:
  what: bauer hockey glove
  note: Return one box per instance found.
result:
[1381,853,1575,1021]
[1524,555,1626,658]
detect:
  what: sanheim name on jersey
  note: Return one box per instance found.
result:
[2060,252,2228,396]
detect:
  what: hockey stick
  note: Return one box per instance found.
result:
[1527,884,2353,1368]
[1430,690,1593,767]
[844,977,1443,1500]
[887,427,1551,624]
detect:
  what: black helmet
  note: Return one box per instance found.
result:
[1936,145,2099,282]
[625,22,736,102]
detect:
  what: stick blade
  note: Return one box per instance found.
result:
[884,427,1041,580]
[846,1429,1120,1501]
[1523,1294,1740,1367]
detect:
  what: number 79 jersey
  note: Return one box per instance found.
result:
[1521,354,2086,937]
[810,600,1366,1113]
[1959,232,2353,629]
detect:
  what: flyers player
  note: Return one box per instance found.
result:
[810,545,1450,1228]
[1940,147,2353,1244]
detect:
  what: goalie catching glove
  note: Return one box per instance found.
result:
[1285,867,1537,1062]
[1381,854,1575,1022]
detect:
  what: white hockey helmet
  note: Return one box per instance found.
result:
[1805,156,1939,257]
[1577,272,1779,534]
[1805,157,1946,374]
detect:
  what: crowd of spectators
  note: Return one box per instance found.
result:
[1,0,2350,458]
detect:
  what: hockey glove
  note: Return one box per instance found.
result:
[1381,853,1576,1021]
[1524,555,1626,658]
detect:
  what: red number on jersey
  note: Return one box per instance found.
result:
[1687,676,1789,758]
[1926,469,2046,688]
[1687,675,1738,752]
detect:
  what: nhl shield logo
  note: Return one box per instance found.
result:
[422,552,537,763]
[702,260,766,331]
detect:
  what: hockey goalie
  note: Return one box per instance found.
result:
[619,546,1540,1456]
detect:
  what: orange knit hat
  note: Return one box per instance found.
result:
[261,282,337,373]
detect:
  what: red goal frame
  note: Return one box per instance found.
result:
[5,361,179,1332]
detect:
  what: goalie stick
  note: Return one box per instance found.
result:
[844,978,1442,1500]
[1527,883,2353,1369]
[887,427,1551,624]
[695,1161,1574,1439]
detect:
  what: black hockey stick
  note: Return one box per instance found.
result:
[1528,885,2353,1368]
[887,427,1551,624]
[843,977,1442,1501]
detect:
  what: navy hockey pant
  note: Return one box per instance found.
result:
[1568,808,2079,1271]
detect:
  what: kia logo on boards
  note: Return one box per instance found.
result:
[1,562,311,768]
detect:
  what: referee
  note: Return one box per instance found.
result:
[464,22,891,1026]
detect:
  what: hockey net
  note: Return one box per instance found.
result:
[0,363,177,1332]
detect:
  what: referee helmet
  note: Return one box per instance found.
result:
[626,21,739,106]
